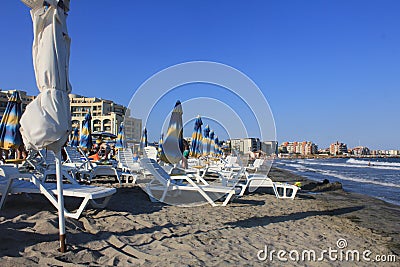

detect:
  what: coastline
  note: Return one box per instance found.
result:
[0,168,399,265]
[269,167,400,256]
[278,155,400,159]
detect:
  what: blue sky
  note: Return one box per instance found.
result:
[1,1,399,150]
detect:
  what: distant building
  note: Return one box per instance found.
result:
[302,141,318,155]
[242,138,260,154]
[351,146,370,156]
[0,89,35,116]
[330,141,348,155]
[370,150,400,156]
[228,138,261,155]
[69,94,142,143]
[229,139,241,153]
[279,142,298,154]
[260,141,278,156]
[123,109,142,146]
[279,141,318,155]
[318,148,330,155]
[0,90,142,146]
[371,150,388,156]
[278,144,288,154]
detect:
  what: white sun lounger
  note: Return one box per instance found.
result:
[140,158,239,207]
[116,149,139,184]
[0,165,116,219]
[64,146,121,184]
[206,155,242,173]
[238,172,299,199]
[25,149,79,183]
[143,146,158,160]
[245,158,264,172]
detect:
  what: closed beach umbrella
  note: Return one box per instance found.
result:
[158,133,164,155]
[209,130,215,157]
[214,136,221,157]
[79,112,93,152]
[140,128,148,149]
[202,125,210,157]
[0,91,23,150]
[69,127,79,147]
[163,100,184,164]
[19,0,72,253]
[158,133,168,162]
[190,115,203,158]
[115,122,125,149]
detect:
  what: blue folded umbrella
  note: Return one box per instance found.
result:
[0,91,23,150]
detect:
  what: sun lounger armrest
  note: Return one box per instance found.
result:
[186,173,209,185]
[9,173,34,180]
[167,175,209,187]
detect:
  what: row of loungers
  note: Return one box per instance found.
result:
[0,148,299,219]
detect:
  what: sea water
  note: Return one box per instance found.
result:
[274,157,400,206]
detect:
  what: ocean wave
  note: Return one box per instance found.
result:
[315,169,400,188]
[347,158,400,167]
[280,163,308,172]
[283,164,400,188]
[276,160,400,205]
[279,158,400,171]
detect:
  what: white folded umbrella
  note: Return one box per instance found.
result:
[20,0,72,253]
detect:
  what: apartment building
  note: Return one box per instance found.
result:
[261,141,278,155]
[279,141,318,155]
[228,138,261,154]
[302,141,318,155]
[0,90,142,145]
[330,141,348,155]
[69,94,141,142]
[123,109,142,145]
[0,89,35,116]
[351,146,370,156]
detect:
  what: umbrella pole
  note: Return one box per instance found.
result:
[55,151,66,252]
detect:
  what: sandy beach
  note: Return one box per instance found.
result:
[0,167,399,266]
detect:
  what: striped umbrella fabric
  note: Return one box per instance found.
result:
[140,128,148,149]
[158,133,168,162]
[202,124,210,157]
[163,100,184,164]
[214,136,222,157]
[190,115,203,158]
[209,130,215,157]
[69,127,79,147]
[0,91,23,150]
[79,112,93,152]
[115,122,125,149]
[158,133,164,154]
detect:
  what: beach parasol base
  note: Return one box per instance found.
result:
[59,234,66,252]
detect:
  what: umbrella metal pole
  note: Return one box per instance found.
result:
[55,151,67,252]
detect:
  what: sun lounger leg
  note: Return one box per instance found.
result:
[185,179,217,206]
[221,191,234,206]
[237,183,248,197]
[65,197,90,220]
[115,171,121,185]
[90,196,112,209]
[0,178,14,210]
[160,181,171,202]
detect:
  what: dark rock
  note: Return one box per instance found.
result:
[302,180,343,192]
[314,181,343,192]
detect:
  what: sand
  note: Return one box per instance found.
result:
[0,168,399,266]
